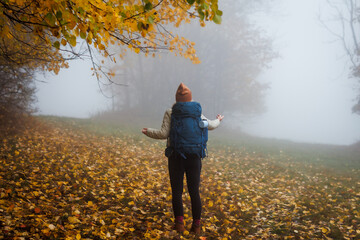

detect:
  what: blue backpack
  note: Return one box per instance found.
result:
[167,101,208,158]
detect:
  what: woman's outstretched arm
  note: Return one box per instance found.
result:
[202,114,224,130]
[142,109,172,139]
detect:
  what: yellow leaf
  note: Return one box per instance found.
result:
[69,35,76,47]
[61,39,67,46]
[76,233,81,240]
[68,20,76,30]
[208,200,214,207]
[221,192,228,197]
[42,228,50,234]
[68,224,75,230]
[68,216,78,223]
[98,44,105,50]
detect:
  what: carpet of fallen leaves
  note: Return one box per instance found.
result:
[0,118,359,240]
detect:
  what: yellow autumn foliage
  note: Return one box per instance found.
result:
[0,0,222,75]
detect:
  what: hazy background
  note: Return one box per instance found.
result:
[35,0,360,145]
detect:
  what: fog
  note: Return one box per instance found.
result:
[242,0,360,145]
[35,0,360,146]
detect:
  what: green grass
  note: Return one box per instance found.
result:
[39,115,360,170]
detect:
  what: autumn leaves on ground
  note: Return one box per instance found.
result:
[0,117,359,240]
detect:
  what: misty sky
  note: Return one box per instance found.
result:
[242,0,360,145]
[35,0,360,145]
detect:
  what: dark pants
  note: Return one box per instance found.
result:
[168,152,202,220]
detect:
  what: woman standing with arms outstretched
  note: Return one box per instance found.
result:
[142,83,224,235]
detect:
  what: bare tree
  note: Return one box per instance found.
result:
[322,0,360,113]
[0,61,36,136]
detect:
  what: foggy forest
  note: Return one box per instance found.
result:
[1,0,359,239]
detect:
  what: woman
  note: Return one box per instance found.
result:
[142,83,224,234]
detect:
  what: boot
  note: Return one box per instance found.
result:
[190,221,201,234]
[173,219,185,233]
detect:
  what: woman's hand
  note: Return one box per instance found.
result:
[142,128,148,135]
[216,114,224,121]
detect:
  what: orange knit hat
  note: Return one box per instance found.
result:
[176,83,192,102]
